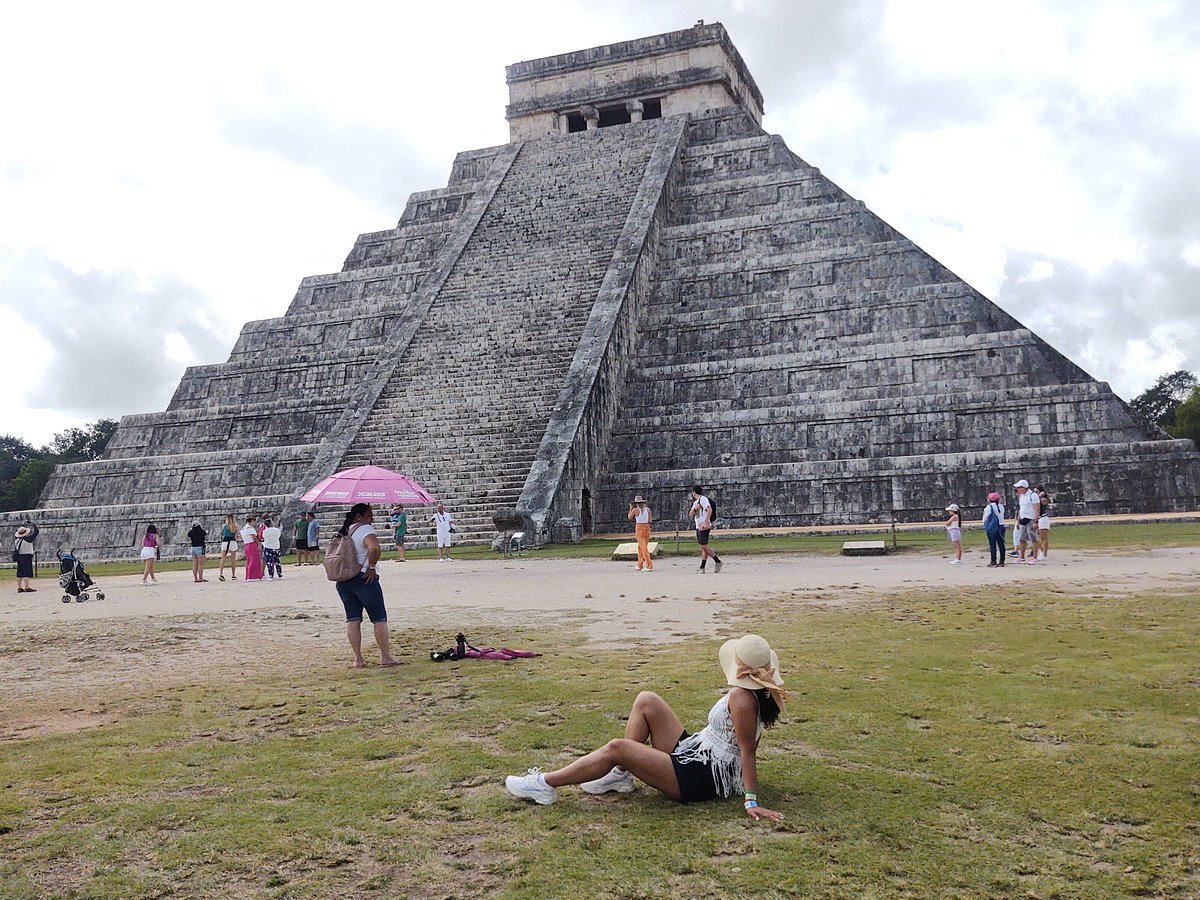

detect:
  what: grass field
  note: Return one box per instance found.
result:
[2,573,1197,897]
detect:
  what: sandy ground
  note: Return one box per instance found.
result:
[3,546,1198,740]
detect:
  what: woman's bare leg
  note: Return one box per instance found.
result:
[543,739,681,800]
[624,691,685,751]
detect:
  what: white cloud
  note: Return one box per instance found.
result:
[0,0,1197,445]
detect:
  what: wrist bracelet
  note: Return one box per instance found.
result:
[744,800,759,809]
[744,792,757,801]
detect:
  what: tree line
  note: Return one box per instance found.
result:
[0,420,118,512]
[1130,370,1200,443]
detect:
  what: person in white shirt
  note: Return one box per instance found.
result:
[944,503,962,565]
[627,494,654,571]
[240,516,263,581]
[432,504,454,561]
[689,486,722,573]
[334,503,399,669]
[261,517,283,580]
[1013,480,1041,563]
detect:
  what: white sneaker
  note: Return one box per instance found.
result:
[714,560,723,573]
[950,559,962,566]
[505,768,556,805]
[581,767,635,795]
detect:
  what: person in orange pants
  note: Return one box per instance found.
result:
[628,494,653,571]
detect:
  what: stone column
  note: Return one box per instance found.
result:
[626,100,644,123]
[581,105,599,131]
[559,113,571,135]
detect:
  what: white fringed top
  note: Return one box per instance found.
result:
[672,693,763,797]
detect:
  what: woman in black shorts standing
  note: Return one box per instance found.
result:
[505,634,788,820]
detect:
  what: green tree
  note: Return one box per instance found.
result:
[1131,370,1199,429]
[0,458,56,511]
[0,435,38,483]
[47,418,118,463]
[0,418,119,511]
[1168,387,1200,446]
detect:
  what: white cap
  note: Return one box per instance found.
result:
[945,503,960,512]
[1013,479,1029,489]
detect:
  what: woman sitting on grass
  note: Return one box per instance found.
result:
[505,634,789,821]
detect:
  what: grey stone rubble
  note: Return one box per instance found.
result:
[4,22,1198,560]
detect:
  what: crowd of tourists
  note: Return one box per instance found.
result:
[944,479,1052,567]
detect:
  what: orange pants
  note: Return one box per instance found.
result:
[635,523,652,570]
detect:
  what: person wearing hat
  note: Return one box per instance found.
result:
[13,520,38,593]
[981,492,1006,567]
[506,634,789,819]
[626,494,653,571]
[943,503,963,565]
[1013,480,1041,564]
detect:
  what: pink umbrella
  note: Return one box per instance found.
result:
[300,465,437,505]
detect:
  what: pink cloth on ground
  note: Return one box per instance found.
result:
[463,647,540,660]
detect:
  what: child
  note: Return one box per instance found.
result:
[1035,487,1050,559]
[982,492,1006,567]
[944,503,963,565]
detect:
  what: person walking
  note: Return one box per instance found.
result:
[389,504,408,562]
[689,486,722,573]
[627,495,653,571]
[982,492,1006,568]
[188,520,208,582]
[944,503,963,565]
[218,514,239,581]
[1035,487,1051,560]
[1013,480,1041,564]
[306,511,322,564]
[333,503,400,669]
[13,521,38,593]
[505,633,788,819]
[432,503,453,561]
[261,517,283,580]
[241,515,264,581]
[140,524,161,585]
[293,512,309,565]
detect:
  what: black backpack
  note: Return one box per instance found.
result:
[707,496,717,526]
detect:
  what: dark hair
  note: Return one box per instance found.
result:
[754,689,781,727]
[692,484,703,494]
[263,517,272,526]
[338,503,372,536]
[145,524,157,535]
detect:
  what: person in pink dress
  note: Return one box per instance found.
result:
[240,515,264,581]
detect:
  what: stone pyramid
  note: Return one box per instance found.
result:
[10,23,1199,557]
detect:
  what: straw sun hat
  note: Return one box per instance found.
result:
[719,634,784,692]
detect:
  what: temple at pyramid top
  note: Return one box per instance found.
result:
[5,22,1198,560]
[505,22,764,139]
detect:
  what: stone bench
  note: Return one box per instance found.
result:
[612,541,662,561]
[841,540,888,556]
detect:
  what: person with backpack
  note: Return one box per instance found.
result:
[328,503,400,669]
[689,486,723,573]
[982,492,1007,568]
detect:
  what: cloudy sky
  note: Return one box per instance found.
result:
[2,0,1197,446]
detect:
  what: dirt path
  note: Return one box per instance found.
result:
[3,547,1197,739]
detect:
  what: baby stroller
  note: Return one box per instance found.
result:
[59,550,104,603]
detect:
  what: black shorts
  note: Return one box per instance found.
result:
[670,730,718,804]
[695,529,711,546]
[294,539,309,551]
